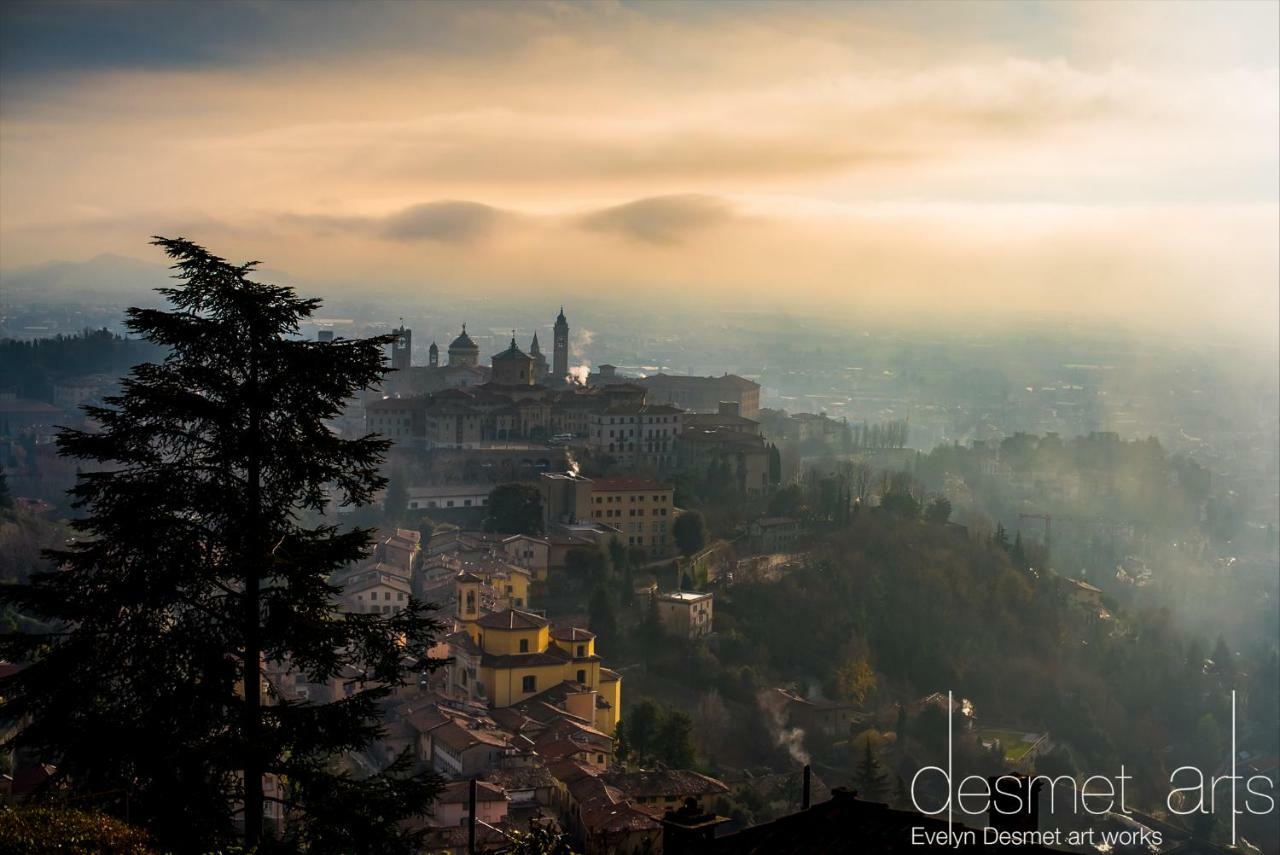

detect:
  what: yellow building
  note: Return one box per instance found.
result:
[447,574,622,734]
[587,478,674,554]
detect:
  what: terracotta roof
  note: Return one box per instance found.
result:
[547,758,597,785]
[599,403,683,416]
[536,717,612,749]
[488,707,536,734]
[480,649,568,669]
[514,699,592,727]
[550,627,596,642]
[366,396,423,412]
[404,706,452,734]
[684,412,759,428]
[437,779,508,804]
[431,720,511,753]
[341,570,411,596]
[475,608,549,630]
[483,764,557,792]
[638,372,758,390]
[589,478,673,492]
[602,769,728,801]
[535,738,597,762]
[445,627,481,647]
[516,679,597,711]
[599,668,621,683]
[579,792,662,834]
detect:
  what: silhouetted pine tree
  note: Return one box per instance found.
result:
[0,464,11,513]
[855,737,888,801]
[0,238,443,853]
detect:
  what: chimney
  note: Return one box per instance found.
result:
[718,400,740,417]
[987,774,1041,833]
[661,797,728,855]
[564,689,597,725]
[467,777,477,854]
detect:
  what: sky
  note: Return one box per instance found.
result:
[1,0,1277,345]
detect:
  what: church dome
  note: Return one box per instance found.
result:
[448,326,478,352]
[491,335,531,362]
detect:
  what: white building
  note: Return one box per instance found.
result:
[654,590,714,640]
[408,484,492,512]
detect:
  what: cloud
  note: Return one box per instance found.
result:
[577,194,736,244]
[0,1,1275,348]
[378,200,506,243]
[279,200,513,244]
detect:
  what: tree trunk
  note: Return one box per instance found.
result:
[243,353,264,847]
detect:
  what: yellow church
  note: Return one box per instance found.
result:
[445,572,621,735]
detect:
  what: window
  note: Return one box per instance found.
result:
[577,669,586,683]
[519,638,529,653]
[576,644,585,657]
[522,675,536,693]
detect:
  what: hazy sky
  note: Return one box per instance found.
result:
[2,1,1277,343]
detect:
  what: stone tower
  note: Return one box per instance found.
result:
[456,571,482,623]
[529,332,549,384]
[553,307,569,382]
[391,321,411,372]
[428,341,439,368]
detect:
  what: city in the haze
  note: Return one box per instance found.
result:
[1,2,1277,854]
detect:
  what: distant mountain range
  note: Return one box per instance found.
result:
[1,253,172,304]
[0,254,295,305]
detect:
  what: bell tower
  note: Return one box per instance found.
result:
[391,320,411,372]
[456,571,482,624]
[553,307,569,382]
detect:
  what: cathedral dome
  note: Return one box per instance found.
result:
[491,335,530,362]
[448,326,478,352]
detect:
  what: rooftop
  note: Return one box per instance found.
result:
[474,608,549,630]
[437,779,508,804]
[448,326,479,351]
[638,372,759,390]
[602,769,728,801]
[550,627,596,642]
[491,335,532,362]
[657,590,712,603]
[590,478,673,493]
